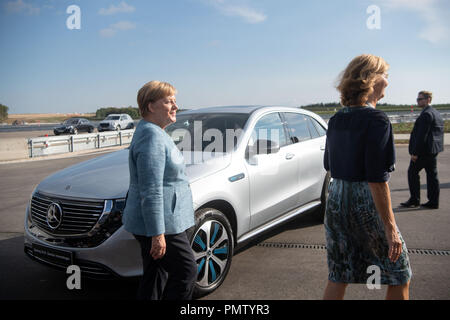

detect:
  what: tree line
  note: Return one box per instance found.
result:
[95,106,140,119]
[0,104,8,122]
[302,102,450,111]
[95,106,188,120]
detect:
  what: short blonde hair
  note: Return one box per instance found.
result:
[137,81,177,117]
[419,90,433,102]
[336,54,389,106]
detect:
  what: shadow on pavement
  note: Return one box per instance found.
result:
[0,236,139,300]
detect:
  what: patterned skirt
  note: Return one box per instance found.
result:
[324,179,412,285]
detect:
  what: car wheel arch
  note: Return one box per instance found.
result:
[196,200,238,245]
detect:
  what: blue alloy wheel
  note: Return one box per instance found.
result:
[192,220,230,287]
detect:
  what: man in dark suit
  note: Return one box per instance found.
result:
[401,91,444,209]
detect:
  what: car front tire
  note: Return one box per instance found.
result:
[187,208,234,298]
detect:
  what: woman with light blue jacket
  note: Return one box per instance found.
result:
[122,81,197,300]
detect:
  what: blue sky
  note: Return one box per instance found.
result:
[1,0,449,114]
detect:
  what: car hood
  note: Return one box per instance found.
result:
[184,151,232,183]
[36,149,231,200]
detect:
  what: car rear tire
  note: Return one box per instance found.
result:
[187,208,234,298]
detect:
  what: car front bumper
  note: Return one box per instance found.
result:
[24,205,142,279]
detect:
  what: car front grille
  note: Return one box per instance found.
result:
[100,123,110,128]
[30,193,105,236]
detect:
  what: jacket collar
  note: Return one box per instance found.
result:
[420,105,431,115]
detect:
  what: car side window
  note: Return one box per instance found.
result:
[250,113,288,148]
[306,116,320,139]
[310,117,327,136]
[283,112,312,143]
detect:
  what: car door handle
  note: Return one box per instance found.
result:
[320,145,326,151]
[285,153,295,160]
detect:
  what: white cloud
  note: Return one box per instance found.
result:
[205,0,267,24]
[111,21,136,30]
[222,5,267,23]
[100,21,136,38]
[99,1,135,15]
[5,0,40,15]
[381,0,449,44]
[99,28,117,38]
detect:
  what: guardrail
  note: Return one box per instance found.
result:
[388,112,450,124]
[322,111,450,122]
[28,129,134,158]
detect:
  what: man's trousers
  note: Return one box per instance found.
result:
[407,154,440,205]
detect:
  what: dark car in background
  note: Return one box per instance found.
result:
[53,118,95,135]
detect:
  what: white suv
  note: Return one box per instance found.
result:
[98,114,134,132]
[24,106,329,297]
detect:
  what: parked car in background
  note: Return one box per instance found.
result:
[12,119,26,125]
[24,106,329,297]
[98,114,134,132]
[53,118,95,135]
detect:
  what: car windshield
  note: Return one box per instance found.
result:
[105,116,120,120]
[165,113,249,153]
[63,119,79,125]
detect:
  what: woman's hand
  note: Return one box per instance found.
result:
[150,234,166,260]
[368,181,402,263]
[385,227,402,263]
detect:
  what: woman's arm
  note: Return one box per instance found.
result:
[368,181,402,263]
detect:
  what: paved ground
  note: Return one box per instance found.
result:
[0,146,448,300]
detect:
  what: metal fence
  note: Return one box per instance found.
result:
[388,112,450,124]
[322,111,450,122]
[28,130,134,158]
[23,111,450,158]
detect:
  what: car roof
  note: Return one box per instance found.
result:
[180,105,305,115]
[177,105,327,127]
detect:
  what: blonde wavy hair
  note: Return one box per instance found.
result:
[137,81,177,117]
[336,54,389,107]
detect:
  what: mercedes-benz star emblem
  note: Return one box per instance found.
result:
[46,203,63,229]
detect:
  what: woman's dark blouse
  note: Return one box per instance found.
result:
[324,106,395,183]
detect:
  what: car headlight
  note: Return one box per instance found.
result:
[97,198,126,239]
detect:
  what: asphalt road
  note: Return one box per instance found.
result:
[0,146,449,300]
